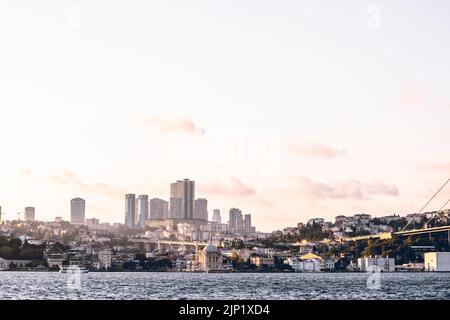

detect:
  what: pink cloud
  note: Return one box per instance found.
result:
[388,85,428,108]
[47,170,125,198]
[19,168,32,176]
[283,142,345,159]
[200,177,255,196]
[284,177,399,200]
[418,161,450,172]
[143,117,205,135]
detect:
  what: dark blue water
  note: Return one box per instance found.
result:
[0,272,449,300]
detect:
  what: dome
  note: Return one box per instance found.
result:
[203,244,219,253]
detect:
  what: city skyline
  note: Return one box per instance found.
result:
[1,176,449,231]
[1,1,450,232]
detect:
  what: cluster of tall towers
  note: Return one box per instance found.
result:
[125,179,207,228]
[124,178,254,233]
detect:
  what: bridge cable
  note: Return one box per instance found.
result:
[401,178,450,231]
[422,197,450,229]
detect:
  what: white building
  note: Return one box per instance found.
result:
[0,258,33,270]
[299,253,321,272]
[284,257,304,272]
[357,256,395,272]
[198,244,223,272]
[98,249,112,270]
[424,252,450,272]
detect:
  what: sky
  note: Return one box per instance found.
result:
[1,0,450,232]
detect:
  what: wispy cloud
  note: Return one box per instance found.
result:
[418,161,450,173]
[143,117,205,135]
[388,85,428,108]
[47,170,125,198]
[283,177,399,200]
[200,176,256,196]
[19,168,32,176]
[283,142,345,159]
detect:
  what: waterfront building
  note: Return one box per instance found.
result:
[170,179,195,219]
[424,252,450,272]
[357,256,395,272]
[198,244,223,272]
[249,255,275,268]
[0,258,33,270]
[284,257,304,272]
[212,209,221,224]
[137,195,149,228]
[24,207,35,221]
[70,198,85,225]
[193,198,208,220]
[320,258,336,271]
[299,253,322,272]
[45,254,65,269]
[98,249,112,270]
[125,194,136,228]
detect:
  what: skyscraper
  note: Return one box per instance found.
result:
[0,205,2,222]
[170,179,195,219]
[229,208,243,233]
[169,197,183,219]
[70,198,85,225]
[212,209,221,224]
[125,194,136,228]
[244,214,252,233]
[194,198,208,220]
[24,207,35,221]
[137,195,149,228]
[150,198,168,220]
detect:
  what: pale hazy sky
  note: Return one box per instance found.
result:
[1,1,450,231]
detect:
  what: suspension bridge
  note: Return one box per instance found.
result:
[344,178,450,243]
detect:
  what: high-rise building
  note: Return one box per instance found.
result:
[150,198,168,220]
[244,214,252,233]
[169,197,183,219]
[70,198,85,225]
[163,200,169,219]
[212,209,221,224]
[125,194,136,228]
[194,198,208,220]
[229,208,243,233]
[137,195,149,228]
[24,207,35,221]
[170,179,195,219]
[0,205,2,222]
